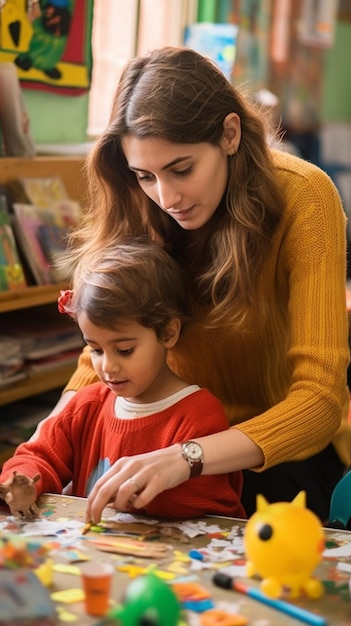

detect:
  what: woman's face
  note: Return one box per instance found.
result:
[122,136,230,230]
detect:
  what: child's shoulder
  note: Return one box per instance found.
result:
[74,381,112,406]
[187,387,227,415]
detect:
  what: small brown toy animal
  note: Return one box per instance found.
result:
[0,471,41,519]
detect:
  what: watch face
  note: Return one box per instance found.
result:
[185,442,203,461]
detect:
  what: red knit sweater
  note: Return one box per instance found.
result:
[0,383,245,520]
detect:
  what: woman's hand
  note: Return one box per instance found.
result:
[86,444,190,523]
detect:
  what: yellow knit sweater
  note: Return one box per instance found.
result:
[66,150,351,470]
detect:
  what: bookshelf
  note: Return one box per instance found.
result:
[0,286,79,406]
[0,360,76,406]
[0,156,86,406]
[0,156,87,200]
[0,282,67,313]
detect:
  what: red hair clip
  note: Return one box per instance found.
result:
[58,289,74,316]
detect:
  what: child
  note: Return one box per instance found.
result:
[0,239,246,521]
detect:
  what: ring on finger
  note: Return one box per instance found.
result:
[129,477,141,493]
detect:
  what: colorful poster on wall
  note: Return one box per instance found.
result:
[233,0,270,93]
[0,0,93,95]
[297,0,338,48]
[184,22,238,81]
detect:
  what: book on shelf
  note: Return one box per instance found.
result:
[26,348,82,374]
[0,371,27,389]
[10,176,82,229]
[36,221,68,275]
[3,309,84,363]
[11,202,54,284]
[5,175,82,285]
[50,198,81,228]
[36,199,81,271]
[11,199,81,284]
[18,174,69,209]
[23,334,84,360]
[0,312,83,394]
[0,335,26,386]
[0,193,27,291]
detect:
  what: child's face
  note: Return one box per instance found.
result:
[77,312,172,403]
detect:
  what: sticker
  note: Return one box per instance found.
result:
[51,588,85,603]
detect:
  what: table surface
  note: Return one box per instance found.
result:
[1,494,351,626]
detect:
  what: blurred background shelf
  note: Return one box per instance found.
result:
[0,388,63,468]
[0,362,76,407]
[0,283,67,313]
[0,156,85,406]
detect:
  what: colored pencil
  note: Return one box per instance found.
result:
[212,573,327,626]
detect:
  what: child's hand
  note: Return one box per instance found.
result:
[0,471,41,519]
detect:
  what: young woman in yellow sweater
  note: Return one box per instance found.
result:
[57,47,350,524]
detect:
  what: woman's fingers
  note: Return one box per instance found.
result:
[86,462,139,522]
[87,466,163,523]
[86,445,188,523]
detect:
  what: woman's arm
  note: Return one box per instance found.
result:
[64,345,99,392]
[86,428,263,523]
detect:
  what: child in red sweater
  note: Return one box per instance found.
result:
[0,239,245,521]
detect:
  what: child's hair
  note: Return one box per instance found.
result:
[65,238,190,340]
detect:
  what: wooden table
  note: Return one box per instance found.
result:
[0,494,351,626]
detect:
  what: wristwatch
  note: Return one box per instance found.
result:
[181,441,204,478]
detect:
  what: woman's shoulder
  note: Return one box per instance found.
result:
[271,147,319,175]
[271,148,331,185]
[270,148,341,206]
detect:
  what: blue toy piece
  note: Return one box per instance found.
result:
[328,469,351,529]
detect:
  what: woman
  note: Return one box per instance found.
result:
[58,46,350,524]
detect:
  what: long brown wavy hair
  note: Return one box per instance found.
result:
[66,46,285,328]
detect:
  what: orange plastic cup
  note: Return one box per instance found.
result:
[80,561,114,616]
